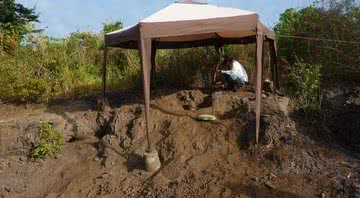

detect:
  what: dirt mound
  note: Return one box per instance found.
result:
[0,89,359,198]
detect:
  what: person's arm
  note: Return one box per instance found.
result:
[221,61,235,75]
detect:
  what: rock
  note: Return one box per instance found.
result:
[263,79,274,93]
[269,173,277,180]
[96,98,111,112]
[19,156,26,162]
[321,192,326,198]
[265,181,276,189]
[277,97,290,116]
[252,176,259,183]
[177,90,208,110]
[102,134,117,147]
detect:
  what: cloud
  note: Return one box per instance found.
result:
[16,0,313,37]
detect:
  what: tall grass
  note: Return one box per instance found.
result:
[0,28,273,103]
[0,31,141,102]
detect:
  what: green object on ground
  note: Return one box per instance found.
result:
[196,114,217,121]
[32,122,64,160]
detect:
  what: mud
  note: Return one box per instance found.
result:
[0,88,359,198]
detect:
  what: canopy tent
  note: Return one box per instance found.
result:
[103,1,279,150]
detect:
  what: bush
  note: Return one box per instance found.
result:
[288,61,322,119]
[31,122,64,160]
[275,0,360,81]
[0,51,52,102]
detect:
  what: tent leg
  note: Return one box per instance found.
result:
[151,46,157,91]
[269,40,279,92]
[139,38,152,152]
[102,47,108,100]
[274,41,280,90]
[255,25,264,144]
[213,44,224,84]
[140,38,161,172]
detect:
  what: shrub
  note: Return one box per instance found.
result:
[275,0,360,81]
[288,61,322,119]
[0,51,52,102]
[31,122,64,160]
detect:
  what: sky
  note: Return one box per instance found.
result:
[17,0,314,38]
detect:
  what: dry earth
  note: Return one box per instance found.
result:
[0,86,359,198]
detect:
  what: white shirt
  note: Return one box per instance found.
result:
[222,60,249,82]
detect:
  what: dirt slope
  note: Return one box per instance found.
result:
[0,88,359,198]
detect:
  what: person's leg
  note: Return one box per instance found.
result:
[223,74,235,91]
[233,79,245,92]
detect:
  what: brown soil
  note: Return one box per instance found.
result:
[0,88,359,198]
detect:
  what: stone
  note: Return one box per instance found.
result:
[263,79,274,93]
[277,97,290,116]
[97,98,111,112]
[265,181,276,189]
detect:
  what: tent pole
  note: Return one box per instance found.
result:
[140,36,161,172]
[139,38,152,152]
[213,44,224,84]
[269,39,279,91]
[102,47,108,100]
[274,40,280,90]
[151,44,157,91]
[255,22,264,144]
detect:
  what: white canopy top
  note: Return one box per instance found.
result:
[142,3,256,23]
[105,2,275,48]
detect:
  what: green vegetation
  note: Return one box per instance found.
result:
[275,0,360,119]
[0,29,256,102]
[288,62,322,119]
[32,122,64,160]
[103,21,123,33]
[275,0,360,81]
[0,30,141,102]
[0,0,39,52]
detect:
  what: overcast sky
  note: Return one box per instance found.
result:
[16,0,313,38]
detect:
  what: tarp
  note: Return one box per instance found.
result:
[103,1,278,150]
[105,2,275,48]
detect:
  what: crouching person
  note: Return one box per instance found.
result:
[217,56,249,92]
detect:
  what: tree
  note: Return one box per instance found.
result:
[0,0,38,35]
[274,0,360,81]
[103,21,123,34]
